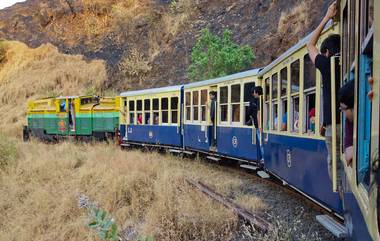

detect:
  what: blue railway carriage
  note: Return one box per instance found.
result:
[119,86,183,148]
[183,69,262,163]
[334,0,379,240]
[258,22,343,215]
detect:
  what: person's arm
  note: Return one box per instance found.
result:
[307,1,338,64]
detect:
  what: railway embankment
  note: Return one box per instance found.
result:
[0,135,340,241]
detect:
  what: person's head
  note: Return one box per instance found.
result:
[209,91,216,100]
[320,34,341,57]
[338,80,354,122]
[252,86,263,98]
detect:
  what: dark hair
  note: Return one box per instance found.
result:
[209,91,217,96]
[253,86,263,96]
[320,34,341,56]
[338,80,354,109]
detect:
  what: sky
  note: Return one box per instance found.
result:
[0,0,26,10]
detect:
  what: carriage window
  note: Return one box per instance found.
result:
[291,97,299,133]
[265,78,270,101]
[171,97,179,124]
[272,103,278,130]
[201,90,208,122]
[192,91,199,121]
[185,92,191,121]
[136,100,143,125]
[280,67,288,131]
[368,0,374,29]
[144,99,151,125]
[129,100,135,124]
[303,93,316,134]
[272,73,278,99]
[349,0,356,68]
[343,6,349,78]
[231,84,241,123]
[153,98,159,125]
[59,100,66,112]
[264,102,270,130]
[280,67,288,97]
[244,82,255,125]
[291,60,300,93]
[220,86,228,122]
[304,55,316,90]
[280,100,287,131]
[161,98,169,124]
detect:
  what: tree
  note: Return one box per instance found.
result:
[188,29,254,82]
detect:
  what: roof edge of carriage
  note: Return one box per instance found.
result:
[258,20,334,76]
[120,85,183,97]
[183,68,262,89]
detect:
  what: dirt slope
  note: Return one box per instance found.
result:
[0,0,332,90]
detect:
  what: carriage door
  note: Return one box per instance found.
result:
[68,98,76,134]
[57,98,69,135]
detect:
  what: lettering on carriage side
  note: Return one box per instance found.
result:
[232,136,238,148]
[149,131,153,139]
[127,127,133,134]
[286,149,292,168]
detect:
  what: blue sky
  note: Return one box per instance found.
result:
[0,0,26,10]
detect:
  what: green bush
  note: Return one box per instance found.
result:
[0,134,18,171]
[188,29,255,82]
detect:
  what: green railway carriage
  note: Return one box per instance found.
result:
[24,96,120,141]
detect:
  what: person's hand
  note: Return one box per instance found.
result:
[320,125,326,137]
[324,1,338,20]
[345,146,353,167]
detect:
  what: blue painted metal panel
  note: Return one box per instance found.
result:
[342,188,373,241]
[126,125,182,147]
[263,133,343,214]
[216,126,260,162]
[183,124,212,152]
[357,55,372,185]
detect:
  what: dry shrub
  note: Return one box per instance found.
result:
[0,133,18,171]
[278,2,311,35]
[0,40,6,63]
[0,41,107,137]
[119,48,152,87]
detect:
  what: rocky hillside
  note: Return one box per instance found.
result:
[0,0,331,90]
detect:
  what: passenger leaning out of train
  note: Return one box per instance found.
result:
[338,80,354,166]
[307,1,342,181]
[246,86,262,129]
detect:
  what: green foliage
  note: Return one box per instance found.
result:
[188,29,255,82]
[169,0,178,13]
[87,204,118,241]
[84,86,97,96]
[0,133,18,171]
[138,236,154,241]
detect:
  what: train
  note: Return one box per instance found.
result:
[23,0,379,240]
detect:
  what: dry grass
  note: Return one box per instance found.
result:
[0,41,107,137]
[0,138,268,241]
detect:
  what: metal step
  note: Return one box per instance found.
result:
[182,150,194,155]
[316,215,347,238]
[168,149,182,153]
[257,171,270,179]
[121,143,130,147]
[207,156,221,162]
[240,164,258,171]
